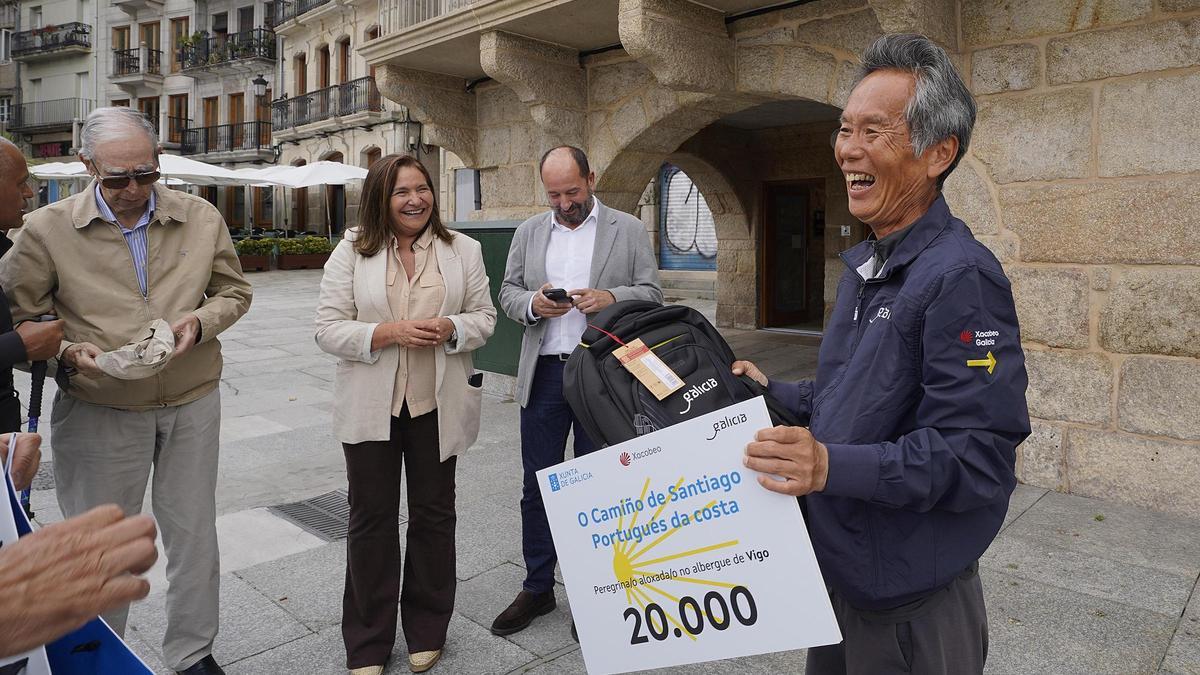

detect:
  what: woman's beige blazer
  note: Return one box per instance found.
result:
[315,228,497,459]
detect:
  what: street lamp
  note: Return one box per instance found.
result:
[252,74,269,100]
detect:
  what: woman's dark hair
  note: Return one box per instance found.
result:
[354,153,453,256]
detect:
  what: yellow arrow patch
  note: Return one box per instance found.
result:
[966,351,997,375]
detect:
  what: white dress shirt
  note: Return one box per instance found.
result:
[529,198,601,355]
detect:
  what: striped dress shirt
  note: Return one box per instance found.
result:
[94,184,156,297]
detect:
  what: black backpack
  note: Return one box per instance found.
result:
[563,300,803,447]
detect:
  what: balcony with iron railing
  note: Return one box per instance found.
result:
[272,76,394,139]
[112,47,165,88]
[180,120,273,161]
[270,0,337,31]
[165,116,191,146]
[8,98,94,132]
[12,22,92,61]
[179,29,276,77]
[378,0,476,35]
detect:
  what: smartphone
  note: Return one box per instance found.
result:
[468,372,483,388]
[543,288,570,303]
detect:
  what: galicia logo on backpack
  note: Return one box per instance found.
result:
[680,378,719,415]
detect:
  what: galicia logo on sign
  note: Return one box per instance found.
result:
[548,474,561,492]
[619,452,631,466]
[680,378,719,415]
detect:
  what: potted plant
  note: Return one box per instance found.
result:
[276,235,334,270]
[234,237,274,271]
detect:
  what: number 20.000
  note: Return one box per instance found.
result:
[623,586,757,645]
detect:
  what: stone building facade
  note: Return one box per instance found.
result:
[362,0,1200,517]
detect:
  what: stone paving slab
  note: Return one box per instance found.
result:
[1002,490,1200,578]
[983,568,1177,675]
[235,541,348,632]
[455,563,577,659]
[981,534,1195,616]
[1162,579,1200,675]
[1002,483,1047,530]
[129,574,313,671]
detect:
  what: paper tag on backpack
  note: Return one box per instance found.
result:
[613,338,684,400]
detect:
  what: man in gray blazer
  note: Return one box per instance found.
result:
[493,146,662,638]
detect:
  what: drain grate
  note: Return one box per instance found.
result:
[269,489,350,541]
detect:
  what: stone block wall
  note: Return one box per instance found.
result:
[373,0,1200,516]
[958,0,1200,517]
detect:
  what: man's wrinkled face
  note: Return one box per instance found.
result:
[541,153,595,227]
[0,145,35,230]
[834,69,940,232]
[85,136,158,217]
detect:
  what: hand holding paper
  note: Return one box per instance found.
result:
[0,505,157,658]
[0,433,41,491]
[744,426,829,496]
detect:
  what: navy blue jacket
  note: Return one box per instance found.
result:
[769,195,1029,611]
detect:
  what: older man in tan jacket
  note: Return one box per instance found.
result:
[0,107,251,675]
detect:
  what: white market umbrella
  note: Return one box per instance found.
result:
[158,154,245,186]
[253,161,367,188]
[30,161,87,178]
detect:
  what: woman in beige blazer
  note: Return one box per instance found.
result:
[315,154,496,675]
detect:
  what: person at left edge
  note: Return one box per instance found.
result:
[0,137,64,433]
[316,154,496,675]
[0,106,253,675]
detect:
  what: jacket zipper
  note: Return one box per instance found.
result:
[117,222,167,407]
[811,254,889,415]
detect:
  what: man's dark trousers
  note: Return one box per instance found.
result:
[519,356,597,594]
[806,563,988,675]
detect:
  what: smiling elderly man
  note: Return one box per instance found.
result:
[732,35,1030,674]
[0,107,251,675]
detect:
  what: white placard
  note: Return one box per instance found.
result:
[538,397,841,674]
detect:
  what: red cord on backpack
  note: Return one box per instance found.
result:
[587,324,626,346]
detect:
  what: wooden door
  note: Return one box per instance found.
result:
[761,180,826,332]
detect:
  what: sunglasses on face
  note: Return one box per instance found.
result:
[97,170,160,189]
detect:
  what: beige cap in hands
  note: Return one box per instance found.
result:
[95,319,176,380]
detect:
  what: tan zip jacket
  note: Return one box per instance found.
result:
[0,181,252,410]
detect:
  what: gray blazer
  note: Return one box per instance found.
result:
[499,202,663,407]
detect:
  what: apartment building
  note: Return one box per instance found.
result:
[98,0,279,229]
[269,0,405,233]
[7,0,94,166]
[0,1,19,134]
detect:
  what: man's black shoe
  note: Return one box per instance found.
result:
[177,654,225,675]
[570,620,578,643]
[491,590,556,636]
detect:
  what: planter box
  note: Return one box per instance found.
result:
[238,254,270,272]
[277,253,330,270]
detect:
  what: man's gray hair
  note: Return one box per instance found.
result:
[0,136,21,173]
[78,107,159,162]
[854,34,975,188]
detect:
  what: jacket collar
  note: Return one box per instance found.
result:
[840,194,952,280]
[71,180,189,229]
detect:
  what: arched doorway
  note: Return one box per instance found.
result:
[596,93,851,331]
